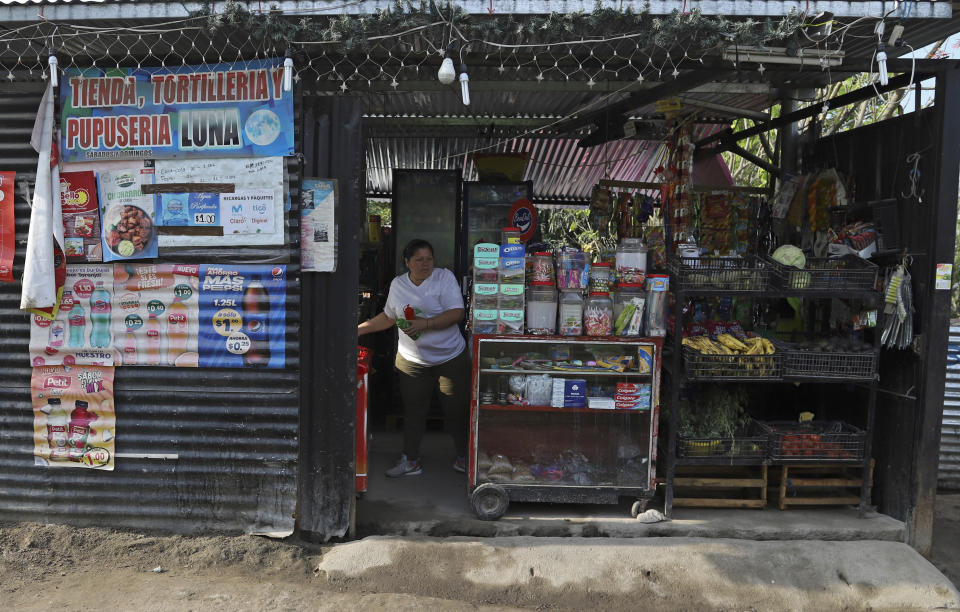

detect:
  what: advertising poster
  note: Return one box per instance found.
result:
[59,171,103,262]
[60,59,295,162]
[98,167,158,261]
[31,364,115,470]
[29,264,117,367]
[113,263,200,367]
[301,179,337,272]
[154,157,285,246]
[198,264,286,368]
[0,171,14,282]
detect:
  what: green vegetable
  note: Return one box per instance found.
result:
[674,386,750,439]
[772,245,806,269]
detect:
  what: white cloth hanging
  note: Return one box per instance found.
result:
[20,82,63,312]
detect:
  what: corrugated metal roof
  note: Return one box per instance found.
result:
[365,123,726,202]
[940,324,960,489]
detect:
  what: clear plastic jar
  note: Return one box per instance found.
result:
[583,292,614,337]
[558,290,583,336]
[501,226,522,245]
[616,237,648,285]
[531,252,555,284]
[526,282,557,335]
[589,262,612,293]
[557,251,588,290]
[613,284,645,336]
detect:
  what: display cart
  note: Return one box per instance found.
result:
[468,334,662,520]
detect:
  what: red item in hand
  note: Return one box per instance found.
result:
[403,305,416,320]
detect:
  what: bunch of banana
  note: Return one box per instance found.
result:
[682,334,776,356]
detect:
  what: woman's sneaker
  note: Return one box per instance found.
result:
[386,454,422,477]
[453,456,466,473]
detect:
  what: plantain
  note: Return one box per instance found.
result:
[761,338,776,355]
[718,333,748,353]
[745,338,764,355]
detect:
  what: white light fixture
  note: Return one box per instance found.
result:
[283,53,294,92]
[438,56,456,85]
[48,48,58,87]
[874,21,889,87]
[459,62,470,106]
[721,46,844,67]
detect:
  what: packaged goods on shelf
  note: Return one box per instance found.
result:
[526,282,557,335]
[472,308,498,334]
[616,237,648,285]
[497,283,525,309]
[557,250,589,290]
[473,283,499,310]
[551,378,587,408]
[558,290,584,336]
[531,252,555,284]
[584,292,614,336]
[589,262,612,293]
[497,309,524,334]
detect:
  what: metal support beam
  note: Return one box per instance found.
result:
[696,72,917,150]
[726,141,783,178]
[555,65,732,133]
[910,67,960,554]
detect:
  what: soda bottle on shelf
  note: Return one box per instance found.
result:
[89,281,111,348]
[145,314,161,366]
[68,298,86,348]
[123,327,138,365]
[45,398,69,461]
[67,400,96,461]
[242,277,271,367]
[166,297,188,365]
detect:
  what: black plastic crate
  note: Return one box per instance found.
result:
[760,421,866,462]
[683,346,782,381]
[668,255,771,292]
[782,349,878,381]
[677,421,769,460]
[766,254,878,292]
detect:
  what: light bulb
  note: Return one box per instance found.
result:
[438,57,456,85]
[876,43,889,87]
[283,56,293,92]
[48,52,57,87]
[459,66,470,106]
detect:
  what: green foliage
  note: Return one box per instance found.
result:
[194,1,802,55]
[539,207,617,256]
[366,199,392,227]
[677,386,750,438]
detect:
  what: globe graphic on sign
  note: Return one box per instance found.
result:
[244,109,282,146]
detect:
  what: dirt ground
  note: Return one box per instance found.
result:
[1,494,958,611]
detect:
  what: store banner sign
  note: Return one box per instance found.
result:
[198,264,287,369]
[32,364,115,470]
[301,179,337,272]
[60,59,295,162]
[29,263,285,369]
[0,171,15,282]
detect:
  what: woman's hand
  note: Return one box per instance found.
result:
[401,317,432,336]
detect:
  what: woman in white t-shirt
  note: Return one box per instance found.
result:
[358,239,468,477]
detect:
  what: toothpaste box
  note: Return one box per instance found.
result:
[614,383,651,410]
[551,378,587,408]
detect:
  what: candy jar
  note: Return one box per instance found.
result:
[526,282,557,335]
[558,290,583,336]
[616,237,648,285]
[531,252,555,284]
[584,292,614,336]
[589,262,612,293]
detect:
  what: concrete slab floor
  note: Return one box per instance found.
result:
[357,431,906,541]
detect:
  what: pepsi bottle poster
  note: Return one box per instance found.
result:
[197,264,286,368]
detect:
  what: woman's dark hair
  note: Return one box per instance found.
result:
[402,239,434,263]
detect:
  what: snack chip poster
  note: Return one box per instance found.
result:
[29,263,285,369]
[31,364,115,470]
[60,59,295,162]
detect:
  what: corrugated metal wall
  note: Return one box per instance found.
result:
[940,324,960,489]
[0,82,301,535]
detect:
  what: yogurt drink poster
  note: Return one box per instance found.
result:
[154,157,285,247]
[97,167,158,261]
[31,364,115,470]
[301,179,337,272]
[113,263,200,367]
[198,264,286,368]
[29,264,117,367]
[60,59,295,162]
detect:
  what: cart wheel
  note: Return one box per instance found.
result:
[471,484,509,521]
[630,499,649,518]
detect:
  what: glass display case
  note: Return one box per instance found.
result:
[468,334,662,520]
